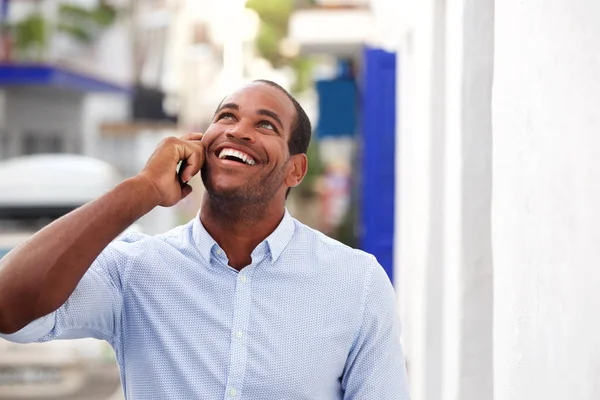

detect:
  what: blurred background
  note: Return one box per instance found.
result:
[3,0,600,399]
[0,0,398,398]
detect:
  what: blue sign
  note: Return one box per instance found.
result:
[315,78,357,139]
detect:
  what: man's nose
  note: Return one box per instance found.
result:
[225,122,256,143]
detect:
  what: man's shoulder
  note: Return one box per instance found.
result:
[110,220,194,253]
[290,218,380,269]
[152,220,195,242]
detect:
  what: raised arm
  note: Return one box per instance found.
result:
[0,133,204,334]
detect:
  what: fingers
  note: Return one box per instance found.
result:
[179,132,204,142]
[138,133,206,207]
[179,146,204,183]
[161,133,203,161]
[173,133,204,178]
[177,136,202,189]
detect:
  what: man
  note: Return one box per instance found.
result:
[0,80,410,399]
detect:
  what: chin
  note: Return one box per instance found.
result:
[204,177,248,199]
[203,167,241,191]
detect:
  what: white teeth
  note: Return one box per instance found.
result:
[218,148,256,165]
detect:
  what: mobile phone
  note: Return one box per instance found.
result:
[177,159,188,188]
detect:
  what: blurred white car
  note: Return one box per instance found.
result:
[0,155,124,399]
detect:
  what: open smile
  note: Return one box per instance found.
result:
[216,147,257,166]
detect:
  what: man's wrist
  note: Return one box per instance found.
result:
[122,174,162,214]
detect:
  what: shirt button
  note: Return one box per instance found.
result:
[239,274,247,283]
[216,249,222,255]
[229,388,237,397]
[236,330,243,339]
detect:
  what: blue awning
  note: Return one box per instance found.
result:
[0,63,131,94]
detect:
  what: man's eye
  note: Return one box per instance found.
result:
[218,113,235,121]
[258,121,275,130]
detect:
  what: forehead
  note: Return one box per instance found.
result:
[222,83,296,131]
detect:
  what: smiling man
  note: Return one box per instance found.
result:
[0,80,410,399]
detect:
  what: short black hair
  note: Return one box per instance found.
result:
[253,80,312,197]
[253,79,312,156]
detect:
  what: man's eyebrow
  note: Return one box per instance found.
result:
[214,102,238,116]
[257,109,284,130]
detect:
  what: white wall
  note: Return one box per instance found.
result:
[494,0,600,398]
[394,1,446,399]
[443,0,493,399]
[82,93,131,157]
[394,0,494,399]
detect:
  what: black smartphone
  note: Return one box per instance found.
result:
[177,159,188,188]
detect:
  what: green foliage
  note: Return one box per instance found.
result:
[12,13,47,60]
[291,56,315,94]
[57,2,117,44]
[246,0,293,29]
[56,22,91,43]
[9,2,118,57]
[254,21,280,65]
[246,0,314,94]
[93,3,118,26]
[246,0,293,67]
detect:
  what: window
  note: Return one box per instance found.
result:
[0,130,8,158]
[22,132,64,155]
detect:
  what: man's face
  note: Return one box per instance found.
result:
[200,82,300,204]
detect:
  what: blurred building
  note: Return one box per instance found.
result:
[0,0,132,160]
[0,0,271,233]
[287,0,397,276]
[0,0,184,234]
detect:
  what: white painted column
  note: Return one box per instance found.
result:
[395,26,417,389]
[395,1,446,399]
[494,0,600,398]
[443,0,493,399]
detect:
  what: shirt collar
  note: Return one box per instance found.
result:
[263,209,295,262]
[192,209,295,264]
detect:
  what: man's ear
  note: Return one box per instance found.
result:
[285,153,308,189]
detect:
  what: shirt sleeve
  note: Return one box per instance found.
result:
[0,236,135,346]
[341,257,411,400]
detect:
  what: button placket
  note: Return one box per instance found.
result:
[223,264,257,400]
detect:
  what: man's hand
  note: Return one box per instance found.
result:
[138,133,204,207]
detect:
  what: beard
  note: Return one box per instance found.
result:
[200,159,288,210]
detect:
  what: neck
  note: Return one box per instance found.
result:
[200,193,286,270]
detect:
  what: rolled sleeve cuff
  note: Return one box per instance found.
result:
[0,313,55,344]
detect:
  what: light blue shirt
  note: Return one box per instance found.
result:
[2,211,410,399]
